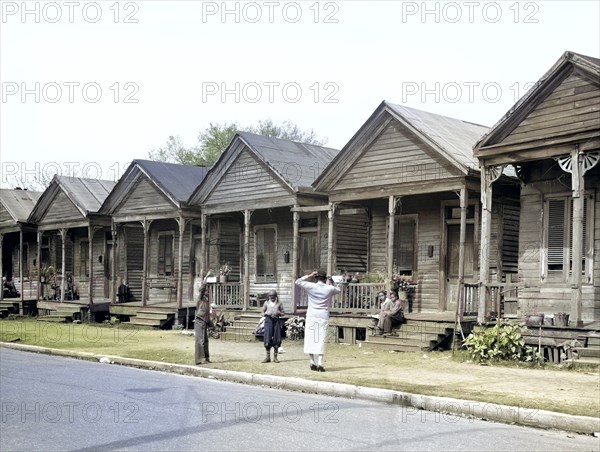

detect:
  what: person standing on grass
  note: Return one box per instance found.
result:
[261,289,285,363]
[295,270,340,372]
[195,273,212,365]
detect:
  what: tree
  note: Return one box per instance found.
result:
[148,119,327,166]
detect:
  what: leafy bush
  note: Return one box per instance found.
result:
[464,321,542,364]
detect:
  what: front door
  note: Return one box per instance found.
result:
[296,231,319,309]
[298,231,319,275]
[445,223,475,312]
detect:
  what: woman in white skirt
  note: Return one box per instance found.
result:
[295,270,341,372]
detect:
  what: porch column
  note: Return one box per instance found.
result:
[0,233,3,301]
[457,188,468,321]
[200,214,207,276]
[327,203,335,276]
[292,209,299,313]
[88,225,94,305]
[60,228,67,302]
[176,216,186,309]
[19,230,24,303]
[36,231,42,301]
[571,147,584,326]
[243,210,252,311]
[141,219,152,307]
[111,224,118,303]
[387,196,395,290]
[479,169,492,324]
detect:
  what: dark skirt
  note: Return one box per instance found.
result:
[263,316,282,349]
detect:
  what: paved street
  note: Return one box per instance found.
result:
[0,348,598,451]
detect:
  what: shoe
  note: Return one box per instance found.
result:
[205,359,212,363]
[196,361,205,365]
[310,364,318,371]
[317,366,326,372]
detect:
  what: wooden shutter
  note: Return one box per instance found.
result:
[80,241,89,277]
[547,199,565,271]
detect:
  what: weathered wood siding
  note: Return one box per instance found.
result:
[147,220,178,304]
[518,181,599,320]
[117,178,173,217]
[39,191,83,225]
[368,198,442,312]
[124,226,144,301]
[246,209,295,312]
[204,151,292,207]
[220,220,242,282]
[368,208,387,273]
[499,70,600,147]
[334,121,457,192]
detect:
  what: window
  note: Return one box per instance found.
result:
[80,241,89,277]
[40,236,50,268]
[255,226,276,282]
[157,234,174,276]
[394,216,417,276]
[545,194,594,282]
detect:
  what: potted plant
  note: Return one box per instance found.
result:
[554,312,570,327]
[392,274,413,300]
[40,265,55,284]
[219,263,231,283]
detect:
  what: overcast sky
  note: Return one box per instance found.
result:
[1,0,599,189]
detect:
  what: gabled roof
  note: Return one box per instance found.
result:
[29,175,116,223]
[99,159,210,214]
[0,188,42,224]
[189,132,340,205]
[314,101,489,191]
[475,51,600,152]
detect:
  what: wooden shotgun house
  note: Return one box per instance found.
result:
[474,51,600,360]
[27,175,116,321]
[0,188,42,315]
[187,132,340,315]
[97,159,209,328]
[311,101,520,348]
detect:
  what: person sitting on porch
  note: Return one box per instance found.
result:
[373,291,396,334]
[370,291,391,318]
[380,291,405,336]
[117,280,131,303]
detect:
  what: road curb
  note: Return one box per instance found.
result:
[2,342,599,435]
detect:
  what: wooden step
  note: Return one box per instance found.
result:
[128,318,164,327]
[134,312,172,320]
[575,347,600,359]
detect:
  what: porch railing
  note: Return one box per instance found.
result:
[463,279,520,320]
[462,283,479,316]
[331,283,386,313]
[208,282,242,309]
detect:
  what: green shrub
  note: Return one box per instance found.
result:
[464,321,541,364]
